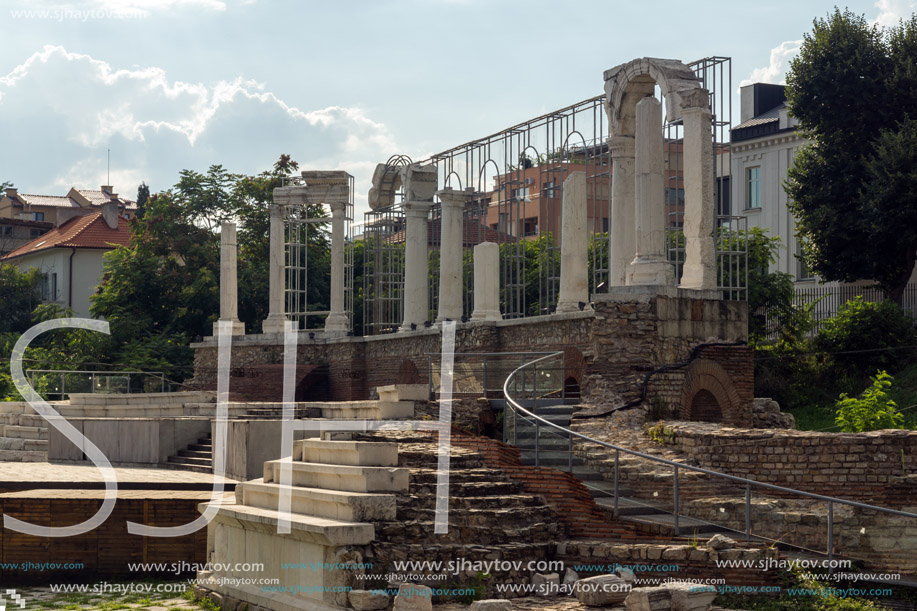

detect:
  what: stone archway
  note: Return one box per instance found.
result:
[603,58,716,291]
[680,359,742,424]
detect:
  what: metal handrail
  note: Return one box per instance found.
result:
[502,351,917,554]
[26,368,169,399]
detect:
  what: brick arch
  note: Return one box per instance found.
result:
[680,359,743,425]
[563,347,585,399]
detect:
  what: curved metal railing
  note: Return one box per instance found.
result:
[502,351,917,562]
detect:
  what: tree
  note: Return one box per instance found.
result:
[786,9,917,304]
[835,370,904,432]
[136,182,150,219]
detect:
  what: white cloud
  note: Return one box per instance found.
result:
[873,0,917,26]
[740,39,802,88]
[0,45,398,214]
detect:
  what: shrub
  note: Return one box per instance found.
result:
[814,297,917,379]
[835,370,905,432]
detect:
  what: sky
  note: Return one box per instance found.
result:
[0,0,914,217]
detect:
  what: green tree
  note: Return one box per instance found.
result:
[136,181,150,219]
[786,9,917,303]
[835,370,905,432]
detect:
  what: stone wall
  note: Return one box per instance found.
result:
[190,289,751,424]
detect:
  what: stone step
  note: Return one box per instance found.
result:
[0,449,48,462]
[262,460,409,493]
[188,443,213,452]
[160,461,212,474]
[519,452,585,468]
[513,436,575,449]
[409,479,521,497]
[0,425,48,440]
[620,512,731,535]
[0,414,47,428]
[238,479,397,521]
[595,496,670,516]
[214,502,374,547]
[318,401,414,420]
[293,439,398,467]
[0,437,48,452]
[397,505,558,526]
[178,449,212,459]
[168,455,212,467]
[67,391,214,406]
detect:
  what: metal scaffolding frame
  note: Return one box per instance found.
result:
[282,174,355,331]
[361,56,746,335]
[362,155,410,335]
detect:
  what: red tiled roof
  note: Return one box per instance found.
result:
[1,212,131,260]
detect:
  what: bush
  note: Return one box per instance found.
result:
[814,297,917,378]
[835,370,905,432]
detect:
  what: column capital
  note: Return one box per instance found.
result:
[328,199,347,216]
[404,200,435,218]
[436,187,473,209]
[609,135,635,158]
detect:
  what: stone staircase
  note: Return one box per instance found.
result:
[0,404,49,462]
[61,391,218,418]
[165,434,213,473]
[502,400,731,538]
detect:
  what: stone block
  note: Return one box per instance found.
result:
[625,586,672,611]
[393,583,432,611]
[349,589,389,610]
[668,582,716,611]
[532,573,560,596]
[469,601,513,611]
[574,574,629,607]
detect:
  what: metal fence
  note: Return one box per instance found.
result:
[26,369,170,400]
[764,283,917,338]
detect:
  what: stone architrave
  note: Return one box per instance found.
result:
[399,165,437,332]
[556,172,592,313]
[261,202,288,334]
[608,135,636,287]
[679,97,717,290]
[213,222,244,336]
[470,242,501,321]
[629,96,674,286]
[436,188,470,322]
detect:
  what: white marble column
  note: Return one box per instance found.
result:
[262,203,288,334]
[436,188,467,322]
[214,222,245,335]
[608,135,636,287]
[470,241,501,321]
[324,200,349,333]
[629,97,674,286]
[556,172,591,313]
[680,104,717,290]
[401,201,434,331]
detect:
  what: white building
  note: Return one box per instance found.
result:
[1,202,130,318]
[730,83,813,282]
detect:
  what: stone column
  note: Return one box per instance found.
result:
[324,200,349,333]
[608,135,636,287]
[629,97,674,286]
[261,203,288,334]
[436,188,468,322]
[680,102,717,291]
[470,242,501,321]
[214,222,244,336]
[556,172,591,313]
[401,200,434,331]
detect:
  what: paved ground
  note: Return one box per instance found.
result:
[0,462,233,488]
[1,582,205,611]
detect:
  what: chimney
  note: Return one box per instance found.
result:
[101,185,113,195]
[101,200,119,230]
[4,187,17,199]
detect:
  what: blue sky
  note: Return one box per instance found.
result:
[0,0,913,215]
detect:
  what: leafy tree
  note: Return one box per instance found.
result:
[835,370,905,432]
[91,155,331,379]
[786,9,917,303]
[136,181,150,219]
[0,263,42,335]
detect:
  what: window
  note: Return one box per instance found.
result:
[543,181,558,199]
[522,217,538,237]
[41,272,58,301]
[602,218,609,233]
[33,212,45,221]
[511,187,530,201]
[51,273,57,301]
[746,167,761,209]
[29,229,42,237]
